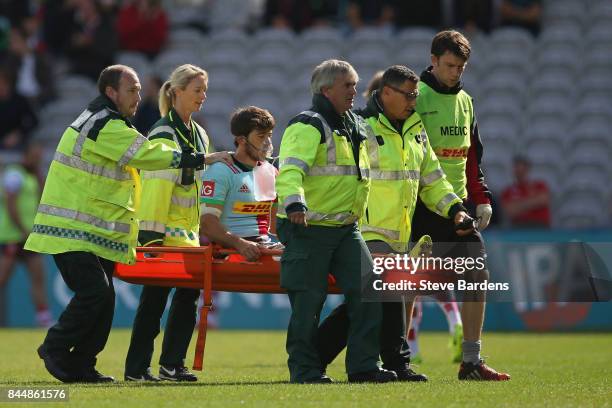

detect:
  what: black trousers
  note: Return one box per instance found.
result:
[412,199,489,302]
[124,285,200,375]
[317,301,410,371]
[316,240,410,372]
[43,251,115,370]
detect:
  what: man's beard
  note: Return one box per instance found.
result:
[246,143,263,162]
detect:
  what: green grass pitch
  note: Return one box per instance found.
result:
[0,329,610,407]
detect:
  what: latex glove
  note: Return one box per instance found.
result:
[476,204,493,231]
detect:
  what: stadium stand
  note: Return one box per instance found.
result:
[4,0,609,228]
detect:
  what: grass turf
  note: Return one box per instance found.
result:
[0,329,610,407]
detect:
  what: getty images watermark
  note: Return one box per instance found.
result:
[360,241,612,303]
[370,254,509,293]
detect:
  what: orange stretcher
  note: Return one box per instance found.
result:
[114,245,455,371]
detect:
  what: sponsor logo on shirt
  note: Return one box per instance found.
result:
[435,147,469,158]
[232,202,272,214]
[238,184,251,193]
[201,181,215,197]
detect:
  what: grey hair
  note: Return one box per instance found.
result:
[310,59,359,95]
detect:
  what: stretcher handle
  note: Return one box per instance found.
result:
[135,246,283,256]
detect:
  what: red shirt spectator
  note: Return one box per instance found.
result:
[117,0,168,58]
[501,155,551,227]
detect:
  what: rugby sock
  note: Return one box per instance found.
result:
[462,340,481,364]
[438,301,462,334]
[407,301,423,356]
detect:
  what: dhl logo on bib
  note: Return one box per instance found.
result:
[232,202,272,214]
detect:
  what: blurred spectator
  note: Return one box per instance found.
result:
[65,0,118,80]
[393,0,443,28]
[0,66,38,150]
[499,0,542,36]
[0,16,9,52]
[264,0,339,32]
[0,143,52,327]
[455,0,495,33]
[117,0,168,59]
[4,25,55,107]
[133,74,162,135]
[346,0,394,31]
[40,0,79,56]
[501,155,551,228]
[0,0,34,26]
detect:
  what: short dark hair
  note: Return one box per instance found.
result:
[379,65,419,92]
[431,30,471,60]
[97,64,136,95]
[231,106,275,138]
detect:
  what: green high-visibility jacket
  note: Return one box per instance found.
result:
[0,164,40,244]
[276,94,371,227]
[25,95,184,264]
[358,93,463,252]
[137,109,210,248]
[416,68,491,205]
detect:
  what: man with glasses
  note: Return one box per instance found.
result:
[316,65,474,381]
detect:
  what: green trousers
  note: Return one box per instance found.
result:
[277,218,381,383]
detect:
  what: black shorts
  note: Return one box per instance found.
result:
[0,242,37,261]
[411,199,487,265]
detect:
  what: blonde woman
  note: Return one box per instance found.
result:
[124,64,230,382]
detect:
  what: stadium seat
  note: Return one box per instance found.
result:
[200,90,236,118]
[243,69,287,94]
[206,68,242,93]
[588,0,612,26]
[347,27,392,51]
[529,162,562,193]
[543,0,587,26]
[479,93,523,122]
[489,27,534,51]
[538,23,582,48]
[481,161,509,192]
[396,27,437,45]
[346,46,391,72]
[168,28,206,51]
[300,26,343,49]
[56,75,97,100]
[254,27,296,50]
[154,49,203,78]
[577,94,612,124]
[529,68,576,99]
[568,144,609,169]
[250,46,294,71]
[116,51,152,78]
[527,95,567,124]
[202,113,232,149]
[534,44,581,75]
[296,42,343,69]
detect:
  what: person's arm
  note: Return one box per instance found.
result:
[466,109,494,230]
[502,186,550,219]
[88,118,230,171]
[466,112,492,206]
[276,121,321,225]
[200,209,261,261]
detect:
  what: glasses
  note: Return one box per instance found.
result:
[386,85,419,101]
